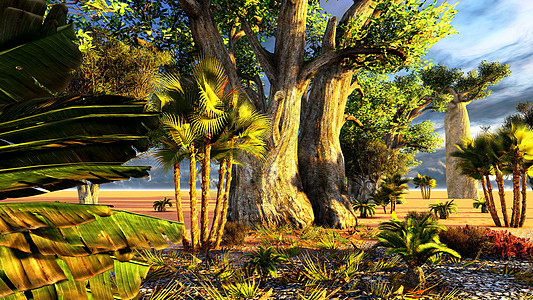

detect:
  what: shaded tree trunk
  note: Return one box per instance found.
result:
[511,153,521,227]
[405,265,425,290]
[77,180,99,204]
[495,169,509,227]
[520,168,528,227]
[228,0,315,228]
[298,63,358,228]
[208,158,227,244]
[445,101,479,199]
[482,174,501,227]
[215,158,233,249]
[200,141,212,246]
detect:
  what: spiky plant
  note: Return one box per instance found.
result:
[153,197,173,212]
[353,198,377,218]
[374,213,460,289]
[429,200,458,219]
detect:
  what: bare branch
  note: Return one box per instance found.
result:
[240,16,277,84]
[321,17,337,53]
[299,47,406,82]
[343,114,363,127]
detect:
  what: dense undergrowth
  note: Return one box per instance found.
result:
[132,216,533,300]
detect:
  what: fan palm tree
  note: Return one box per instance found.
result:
[153,197,173,212]
[374,214,460,289]
[209,95,270,249]
[371,189,391,213]
[494,125,533,227]
[154,56,264,250]
[451,134,502,226]
[379,174,410,212]
[412,174,436,200]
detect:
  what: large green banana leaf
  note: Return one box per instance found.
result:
[0,203,184,299]
[0,94,159,199]
[0,1,81,104]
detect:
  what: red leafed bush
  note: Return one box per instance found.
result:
[440,226,533,260]
[485,229,533,260]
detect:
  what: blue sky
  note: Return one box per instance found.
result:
[105,0,533,190]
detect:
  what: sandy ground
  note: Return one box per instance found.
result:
[6,189,533,237]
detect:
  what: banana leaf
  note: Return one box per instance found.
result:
[0,1,81,104]
[0,204,183,298]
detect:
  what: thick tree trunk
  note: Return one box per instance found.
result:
[405,266,425,290]
[228,0,315,228]
[298,65,357,228]
[445,101,478,199]
[77,180,93,204]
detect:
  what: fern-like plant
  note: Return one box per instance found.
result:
[473,197,488,213]
[244,246,287,279]
[374,213,460,289]
[353,198,376,218]
[429,199,458,219]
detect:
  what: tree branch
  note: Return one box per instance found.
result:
[176,0,201,18]
[240,16,277,84]
[321,17,337,54]
[299,47,406,82]
[343,114,363,127]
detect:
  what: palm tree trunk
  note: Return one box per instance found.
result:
[208,159,227,244]
[215,159,233,249]
[511,154,521,228]
[482,174,501,227]
[519,168,528,227]
[174,163,190,248]
[382,205,387,214]
[495,169,509,227]
[189,146,199,250]
[405,265,425,290]
[200,141,212,246]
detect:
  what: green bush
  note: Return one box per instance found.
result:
[439,225,493,258]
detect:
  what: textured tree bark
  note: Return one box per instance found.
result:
[444,101,479,199]
[189,146,200,250]
[77,180,93,204]
[200,141,211,245]
[520,168,528,227]
[482,174,501,227]
[494,169,510,227]
[298,65,357,228]
[510,152,521,228]
[228,0,315,228]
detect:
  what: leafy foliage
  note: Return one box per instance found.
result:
[429,200,458,219]
[153,197,173,212]
[244,246,288,279]
[375,214,460,288]
[353,198,376,218]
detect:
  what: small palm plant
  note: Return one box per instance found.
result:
[244,246,288,279]
[429,200,458,219]
[371,189,391,213]
[153,197,173,212]
[378,174,410,212]
[374,213,461,289]
[473,197,488,213]
[412,174,437,200]
[353,199,376,218]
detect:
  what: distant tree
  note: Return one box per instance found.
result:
[341,72,444,200]
[421,61,511,199]
[412,174,437,200]
[65,30,171,204]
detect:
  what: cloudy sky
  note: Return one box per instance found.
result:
[105,0,533,190]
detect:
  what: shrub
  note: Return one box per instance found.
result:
[439,225,492,258]
[153,197,173,212]
[353,198,376,218]
[486,230,533,259]
[429,199,457,219]
[222,221,250,246]
[440,226,533,260]
[244,246,287,278]
[404,211,436,223]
